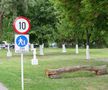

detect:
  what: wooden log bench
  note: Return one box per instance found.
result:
[45,65,108,79]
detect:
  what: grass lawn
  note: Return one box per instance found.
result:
[0,48,108,90]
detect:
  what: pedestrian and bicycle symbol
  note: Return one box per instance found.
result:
[15,34,29,53]
[16,35,28,47]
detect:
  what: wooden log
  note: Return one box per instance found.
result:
[45,65,107,78]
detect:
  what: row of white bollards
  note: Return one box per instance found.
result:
[5,43,90,61]
[6,44,39,65]
[62,44,79,54]
[62,44,90,60]
[31,44,44,56]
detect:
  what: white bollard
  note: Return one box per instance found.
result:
[31,48,38,65]
[39,45,44,55]
[86,45,90,60]
[7,44,12,57]
[62,44,66,53]
[31,44,34,51]
[76,44,79,54]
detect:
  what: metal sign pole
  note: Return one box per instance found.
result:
[13,16,30,90]
[21,53,24,90]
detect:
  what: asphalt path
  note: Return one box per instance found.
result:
[0,83,8,90]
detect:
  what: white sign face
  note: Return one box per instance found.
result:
[15,34,29,53]
[13,16,30,34]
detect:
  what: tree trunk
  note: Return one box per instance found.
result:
[7,44,12,57]
[0,12,4,40]
[76,44,79,54]
[75,38,79,54]
[86,29,91,60]
[39,39,44,55]
[30,44,34,51]
[86,45,90,59]
[62,44,66,53]
[86,29,90,46]
[0,12,3,29]
[39,44,44,55]
[45,65,107,78]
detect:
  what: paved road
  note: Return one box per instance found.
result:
[95,58,108,62]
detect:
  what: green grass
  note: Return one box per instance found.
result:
[0,48,108,90]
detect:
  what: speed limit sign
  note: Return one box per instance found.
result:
[13,16,31,34]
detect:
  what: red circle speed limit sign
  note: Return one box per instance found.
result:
[13,16,30,34]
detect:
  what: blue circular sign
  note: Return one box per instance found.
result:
[16,35,28,47]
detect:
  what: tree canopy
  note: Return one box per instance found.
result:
[0,0,107,47]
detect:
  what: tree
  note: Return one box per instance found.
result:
[81,0,108,48]
[27,0,58,45]
[52,0,108,48]
[0,0,29,42]
[52,0,84,54]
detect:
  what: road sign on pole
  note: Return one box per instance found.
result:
[15,34,29,90]
[15,34,29,53]
[13,16,30,34]
[13,16,31,90]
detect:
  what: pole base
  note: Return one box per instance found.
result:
[7,52,12,57]
[31,59,38,65]
[62,50,67,53]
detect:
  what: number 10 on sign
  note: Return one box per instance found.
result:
[13,16,30,34]
[19,22,26,30]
